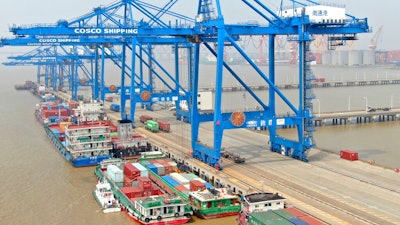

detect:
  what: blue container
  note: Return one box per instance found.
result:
[51,129,60,137]
[162,175,180,187]
[110,104,120,112]
[205,182,214,189]
[146,164,158,175]
[289,218,310,225]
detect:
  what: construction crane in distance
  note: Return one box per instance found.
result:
[369,25,383,50]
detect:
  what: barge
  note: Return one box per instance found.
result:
[139,152,242,219]
[94,158,193,225]
[37,100,113,167]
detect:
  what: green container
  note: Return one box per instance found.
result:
[181,173,198,180]
[273,209,296,220]
[249,211,293,225]
[145,120,159,132]
[140,160,150,166]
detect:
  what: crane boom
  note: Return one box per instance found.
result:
[369,25,383,50]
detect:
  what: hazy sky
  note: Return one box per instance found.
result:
[0,0,397,57]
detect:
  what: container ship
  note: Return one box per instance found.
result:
[94,157,193,225]
[237,192,321,225]
[14,80,36,90]
[39,100,114,167]
[35,98,153,167]
[139,152,242,219]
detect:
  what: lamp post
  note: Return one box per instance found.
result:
[314,99,320,116]
[363,97,368,112]
[391,95,394,108]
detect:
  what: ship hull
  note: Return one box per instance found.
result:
[125,210,191,225]
[94,160,193,225]
[92,191,121,213]
[44,124,111,167]
[140,156,241,220]
[195,210,239,219]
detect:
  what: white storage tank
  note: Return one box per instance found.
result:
[322,51,333,65]
[348,50,363,66]
[331,50,339,65]
[362,50,376,65]
[336,51,348,66]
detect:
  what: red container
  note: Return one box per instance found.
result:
[285,207,306,217]
[174,185,188,192]
[313,52,322,64]
[121,186,142,198]
[157,120,170,132]
[160,163,173,175]
[142,190,153,197]
[140,115,153,123]
[285,208,323,225]
[137,177,152,190]
[124,176,134,187]
[151,187,161,195]
[42,109,67,118]
[124,163,140,180]
[68,101,79,109]
[387,50,400,62]
[190,180,206,191]
[105,96,113,102]
[340,150,358,161]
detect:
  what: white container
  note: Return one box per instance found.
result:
[132,163,149,177]
[106,165,123,182]
[170,172,189,185]
[153,163,165,176]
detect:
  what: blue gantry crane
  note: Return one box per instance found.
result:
[5,1,195,121]
[4,0,369,169]
[1,37,107,100]
[3,45,102,100]
[182,0,369,168]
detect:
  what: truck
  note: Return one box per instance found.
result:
[105,96,114,102]
[110,104,120,112]
[157,120,170,132]
[221,150,246,164]
[145,120,159,132]
[314,77,326,82]
[140,115,153,123]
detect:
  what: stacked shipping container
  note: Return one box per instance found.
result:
[106,162,162,199]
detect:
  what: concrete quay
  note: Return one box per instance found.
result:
[198,78,400,92]
[313,108,400,126]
